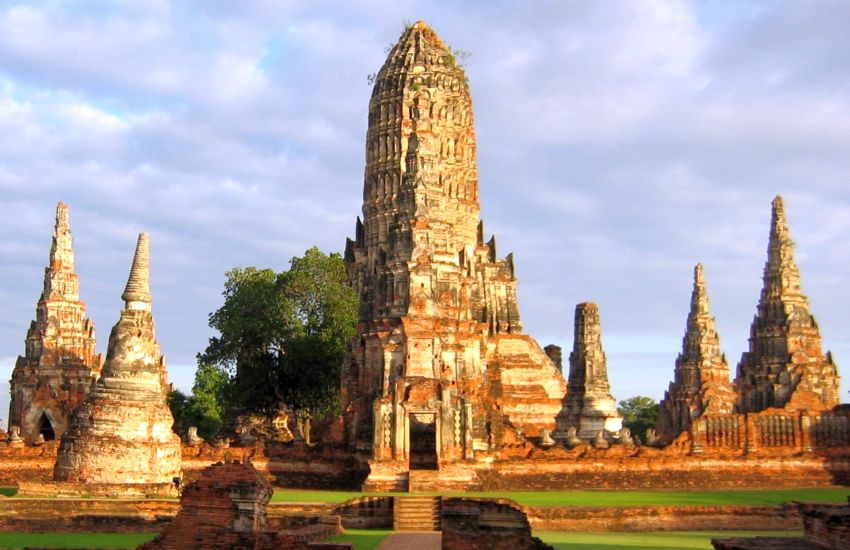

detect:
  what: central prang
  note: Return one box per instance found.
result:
[341,21,567,490]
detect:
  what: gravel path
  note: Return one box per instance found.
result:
[375,531,441,550]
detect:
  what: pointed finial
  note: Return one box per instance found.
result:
[771,195,788,235]
[55,202,70,232]
[694,263,704,286]
[122,233,151,308]
[691,263,709,316]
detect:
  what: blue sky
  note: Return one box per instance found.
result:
[1,1,849,423]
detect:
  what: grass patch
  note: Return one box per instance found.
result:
[272,488,850,507]
[0,532,157,549]
[0,486,18,497]
[326,529,390,550]
[537,530,803,549]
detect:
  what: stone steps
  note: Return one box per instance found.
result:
[393,496,441,531]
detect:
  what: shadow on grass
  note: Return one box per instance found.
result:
[537,530,803,550]
[0,532,157,549]
[326,528,391,550]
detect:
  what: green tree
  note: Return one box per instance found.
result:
[168,363,228,440]
[618,396,660,438]
[198,247,358,419]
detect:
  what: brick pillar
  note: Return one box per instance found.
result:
[800,413,813,453]
[745,414,758,454]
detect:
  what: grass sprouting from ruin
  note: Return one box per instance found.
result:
[537,530,803,549]
[271,487,850,507]
[0,532,157,548]
[326,528,391,550]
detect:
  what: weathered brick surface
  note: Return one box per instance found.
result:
[736,197,841,414]
[0,498,175,533]
[54,234,181,486]
[341,21,566,490]
[658,264,736,444]
[441,498,553,550]
[555,303,623,441]
[8,202,102,444]
[140,460,350,550]
[801,501,850,550]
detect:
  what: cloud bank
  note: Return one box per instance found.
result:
[1,1,849,421]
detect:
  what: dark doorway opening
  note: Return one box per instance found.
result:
[38,413,55,441]
[409,413,437,470]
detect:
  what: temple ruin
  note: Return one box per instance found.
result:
[555,302,622,441]
[8,202,102,444]
[735,196,841,413]
[340,21,565,489]
[53,233,181,486]
[657,264,736,443]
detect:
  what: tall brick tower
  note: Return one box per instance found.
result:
[657,264,735,442]
[735,197,840,413]
[555,302,622,440]
[341,22,565,487]
[8,202,101,443]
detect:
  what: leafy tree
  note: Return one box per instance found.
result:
[197,247,358,419]
[618,396,660,438]
[168,362,228,440]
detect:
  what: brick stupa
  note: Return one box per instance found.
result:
[53,233,181,485]
[555,303,622,440]
[8,202,101,443]
[735,197,841,413]
[657,264,735,443]
[341,21,565,488]
[140,460,274,550]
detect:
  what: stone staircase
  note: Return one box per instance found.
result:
[393,496,441,531]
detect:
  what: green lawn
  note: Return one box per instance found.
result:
[272,487,850,507]
[326,528,391,550]
[0,532,157,549]
[537,530,803,549]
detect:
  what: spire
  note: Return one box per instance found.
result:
[656,264,734,441]
[681,262,719,363]
[49,202,74,272]
[735,196,840,413]
[122,233,151,309]
[763,195,803,302]
[691,263,708,317]
[41,201,79,302]
[570,302,610,394]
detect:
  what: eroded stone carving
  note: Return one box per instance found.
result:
[53,233,181,485]
[735,197,841,413]
[340,21,565,485]
[8,203,102,444]
[657,264,736,443]
[556,303,622,440]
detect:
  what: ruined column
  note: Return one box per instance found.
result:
[735,196,841,413]
[8,202,101,443]
[556,302,622,440]
[54,233,181,486]
[657,264,735,443]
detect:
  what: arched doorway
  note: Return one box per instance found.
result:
[37,413,55,441]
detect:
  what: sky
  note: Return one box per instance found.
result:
[1,0,849,425]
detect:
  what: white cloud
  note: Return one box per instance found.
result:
[0,0,848,406]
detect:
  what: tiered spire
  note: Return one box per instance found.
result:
[657,264,735,442]
[55,233,180,485]
[735,196,840,413]
[8,202,100,443]
[122,233,151,308]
